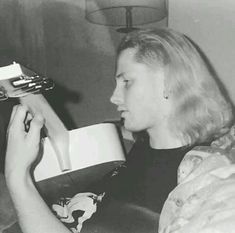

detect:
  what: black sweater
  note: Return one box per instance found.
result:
[105,136,191,213]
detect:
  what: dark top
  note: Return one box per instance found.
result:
[105,136,192,213]
[82,136,192,233]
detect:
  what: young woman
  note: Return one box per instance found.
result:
[4,28,234,233]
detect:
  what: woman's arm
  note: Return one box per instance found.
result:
[5,105,71,233]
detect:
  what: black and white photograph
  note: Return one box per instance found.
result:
[0,0,235,232]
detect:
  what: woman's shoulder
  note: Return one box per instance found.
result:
[178,125,235,184]
[159,125,235,233]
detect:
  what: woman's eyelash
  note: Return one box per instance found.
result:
[124,79,132,88]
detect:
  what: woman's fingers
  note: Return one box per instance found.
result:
[8,104,44,139]
[8,105,29,133]
[27,113,44,143]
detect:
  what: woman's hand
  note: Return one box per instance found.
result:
[4,105,72,233]
[5,104,44,179]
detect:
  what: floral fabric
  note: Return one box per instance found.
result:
[159,126,235,233]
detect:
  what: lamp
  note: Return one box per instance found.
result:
[85,0,167,33]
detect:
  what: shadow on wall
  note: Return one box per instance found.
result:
[0,0,118,128]
[44,81,81,130]
[40,0,118,127]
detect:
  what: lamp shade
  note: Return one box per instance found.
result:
[85,0,167,27]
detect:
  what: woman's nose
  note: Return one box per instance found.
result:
[110,86,123,105]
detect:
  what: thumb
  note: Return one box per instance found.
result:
[27,113,44,144]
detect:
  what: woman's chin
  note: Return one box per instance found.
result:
[124,121,142,133]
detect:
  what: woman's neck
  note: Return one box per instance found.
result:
[147,125,187,150]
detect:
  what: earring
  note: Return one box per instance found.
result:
[163,89,170,100]
[163,91,169,99]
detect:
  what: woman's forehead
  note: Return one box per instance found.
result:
[118,48,137,61]
[117,50,164,77]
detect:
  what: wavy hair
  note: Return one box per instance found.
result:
[117,28,233,145]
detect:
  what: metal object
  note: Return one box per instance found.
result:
[0,63,54,100]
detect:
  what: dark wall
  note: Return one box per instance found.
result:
[0,0,120,130]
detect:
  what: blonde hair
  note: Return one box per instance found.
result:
[117,28,233,145]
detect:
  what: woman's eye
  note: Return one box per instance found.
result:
[123,79,131,87]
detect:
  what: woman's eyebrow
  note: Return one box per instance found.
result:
[115,72,125,79]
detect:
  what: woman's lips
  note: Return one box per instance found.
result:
[121,111,128,118]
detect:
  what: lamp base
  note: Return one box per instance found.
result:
[116,27,139,33]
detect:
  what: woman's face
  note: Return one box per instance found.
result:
[110,48,172,133]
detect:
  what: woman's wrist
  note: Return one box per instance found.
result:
[5,167,33,190]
